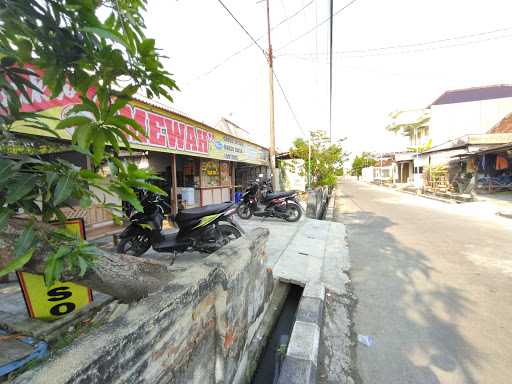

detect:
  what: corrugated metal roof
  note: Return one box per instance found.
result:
[430,85,512,106]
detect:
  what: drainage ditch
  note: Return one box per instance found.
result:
[251,284,303,384]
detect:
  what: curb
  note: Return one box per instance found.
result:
[399,189,459,204]
[497,211,512,219]
[278,282,325,384]
[324,188,336,221]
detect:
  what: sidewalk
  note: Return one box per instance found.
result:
[239,215,349,294]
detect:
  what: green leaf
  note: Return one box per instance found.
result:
[73,123,95,151]
[44,246,71,286]
[81,26,128,47]
[108,115,146,136]
[79,194,92,208]
[56,115,94,130]
[0,158,17,180]
[78,256,88,277]
[54,174,73,205]
[0,248,34,278]
[92,129,106,164]
[104,129,120,153]
[5,175,38,204]
[139,38,155,56]
[129,180,167,196]
[15,223,36,257]
[108,97,130,118]
[79,169,100,179]
[0,208,12,229]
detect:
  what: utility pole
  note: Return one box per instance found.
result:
[308,131,312,189]
[329,0,334,143]
[265,0,278,190]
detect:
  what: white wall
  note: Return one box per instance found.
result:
[362,167,374,182]
[430,97,512,146]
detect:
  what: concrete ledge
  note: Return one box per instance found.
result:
[324,188,336,221]
[278,355,317,384]
[278,282,325,384]
[303,281,326,301]
[295,297,323,325]
[497,210,512,219]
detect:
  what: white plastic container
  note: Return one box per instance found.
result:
[181,187,195,206]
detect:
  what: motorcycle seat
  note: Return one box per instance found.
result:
[263,191,295,201]
[176,202,234,222]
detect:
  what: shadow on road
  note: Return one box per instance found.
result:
[340,210,481,384]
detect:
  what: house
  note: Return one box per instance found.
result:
[361,153,395,184]
[429,84,512,147]
[385,109,430,187]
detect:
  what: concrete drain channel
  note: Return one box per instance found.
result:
[251,284,303,384]
[250,279,326,384]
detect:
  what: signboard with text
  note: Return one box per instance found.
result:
[4,70,269,165]
[16,219,93,321]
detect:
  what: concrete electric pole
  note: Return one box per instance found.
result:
[265,0,278,190]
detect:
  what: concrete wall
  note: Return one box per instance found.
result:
[306,187,329,219]
[14,229,273,384]
[278,159,306,192]
[430,97,512,146]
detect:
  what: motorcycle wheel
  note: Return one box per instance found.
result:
[218,224,243,246]
[237,203,253,220]
[284,203,302,222]
[116,235,151,256]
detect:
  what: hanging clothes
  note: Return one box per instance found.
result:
[496,155,509,170]
[466,158,477,172]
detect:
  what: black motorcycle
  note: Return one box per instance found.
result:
[117,192,244,257]
[236,181,302,222]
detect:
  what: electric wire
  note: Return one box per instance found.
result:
[278,26,512,58]
[215,0,306,138]
[188,1,314,84]
[276,0,361,52]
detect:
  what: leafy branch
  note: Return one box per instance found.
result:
[0,0,176,285]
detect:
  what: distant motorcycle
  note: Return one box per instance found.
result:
[117,191,244,257]
[236,180,302,222]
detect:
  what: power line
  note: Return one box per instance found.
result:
[216,0,266,54]
[279,26,512,57]
[214,0,306,139]
[276,0,361,52]
[339,33,512,58]
[273,70,306,137]
[187,1,314,84]
[275,33,512,64]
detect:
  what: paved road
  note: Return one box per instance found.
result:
[335,180,512,384]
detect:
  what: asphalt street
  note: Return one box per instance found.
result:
[335,179,512,384]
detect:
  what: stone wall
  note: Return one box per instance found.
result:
[306,187,330,219]
[14,228,273,384]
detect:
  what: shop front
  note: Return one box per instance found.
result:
[12,91,269,231]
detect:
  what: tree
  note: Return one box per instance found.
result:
[351,152,376,177]
[288,130,345,187]
[0,0,179,301]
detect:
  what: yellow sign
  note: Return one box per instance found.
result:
[17,272,93,321]
[17,218,93,321]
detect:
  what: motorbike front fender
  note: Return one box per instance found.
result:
[222,216,246,235]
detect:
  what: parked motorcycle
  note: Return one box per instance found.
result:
[117,192,244,257]
[236,180,302,222]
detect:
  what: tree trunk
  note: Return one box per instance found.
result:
[0,219,173,303]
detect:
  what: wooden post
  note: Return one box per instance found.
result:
[231,162,236,202]
[171,153,178,215]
